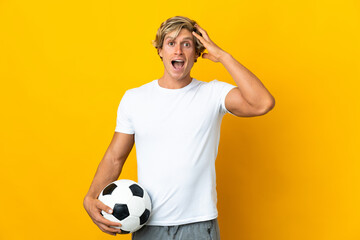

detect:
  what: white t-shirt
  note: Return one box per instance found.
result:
[115,78,236,226]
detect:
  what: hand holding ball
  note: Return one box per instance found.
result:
[98,179,152,234]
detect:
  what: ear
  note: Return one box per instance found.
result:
[158,48,163,58]
[194,52,200,62]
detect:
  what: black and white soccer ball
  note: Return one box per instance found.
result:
[98,179,152,234]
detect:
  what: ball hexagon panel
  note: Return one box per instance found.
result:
[99,195,118,212]
[120,179,139,188]
[99,183,133,206]
[109,185,133,203]
[120,216,140,232]
[99,211,121,229]
[127,196,146,217]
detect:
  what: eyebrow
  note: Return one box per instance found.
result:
[165,36,194,42]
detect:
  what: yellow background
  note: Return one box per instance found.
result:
[1,0,359,239]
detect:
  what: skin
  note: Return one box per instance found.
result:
[157,28,199,89]
[191,24,275,117]
[83,133,134,235]
[83,22,275,236]
[158,24,275,116]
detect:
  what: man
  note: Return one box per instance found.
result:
[83,16,275,239]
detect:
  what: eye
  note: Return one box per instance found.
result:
[168,41,174,46]
[184,42,191,47]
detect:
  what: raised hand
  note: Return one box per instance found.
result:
[192,24,228,63]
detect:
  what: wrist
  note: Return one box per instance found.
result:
[84,195,92,204]
[84,192,97,203]
[218,51,231,63]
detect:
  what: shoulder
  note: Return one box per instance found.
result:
[209,79,234,87]
[191,78,217,89]
[127,80,155,93]
[210,79,237,93]
[123,80,156,99]
[194,78,232,86]
[194,79,236,93]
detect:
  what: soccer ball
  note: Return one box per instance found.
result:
[98,179,152,234]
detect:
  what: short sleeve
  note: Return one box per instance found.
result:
[211,79,237,116]
[115,91,135,134]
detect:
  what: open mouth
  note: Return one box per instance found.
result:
[171,60,185,70]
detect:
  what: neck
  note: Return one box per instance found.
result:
[158,74,193,89]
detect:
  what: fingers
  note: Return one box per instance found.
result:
[93,210,123,235]
[194,24,210,41]
[202,53,209,59]
[98,222,122,236]
[95,200,122,227]
[192,24,225,63]
[192,30,205,44]
[96,214,122,228]
[85,197,123,235]
[96,199,113,215]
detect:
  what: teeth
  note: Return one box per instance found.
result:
[171,59,185,70]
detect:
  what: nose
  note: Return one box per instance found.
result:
[174,44,183,54]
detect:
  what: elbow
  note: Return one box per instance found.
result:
[267,96,275,111]
[257,96,275,116]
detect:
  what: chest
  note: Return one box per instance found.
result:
[132,91,219,138]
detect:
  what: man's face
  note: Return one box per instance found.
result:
[158,28,198,81]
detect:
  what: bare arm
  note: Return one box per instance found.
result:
[83,132,135,235]
[192,24,275,117]
[85,132,135,199]
[220,53,275,117]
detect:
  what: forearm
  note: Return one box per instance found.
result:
[192,24,274,109]
[219,52,275,108]
[83,152,125,235]
[85,155,125,200]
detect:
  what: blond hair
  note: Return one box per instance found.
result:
[152,16,205,62]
